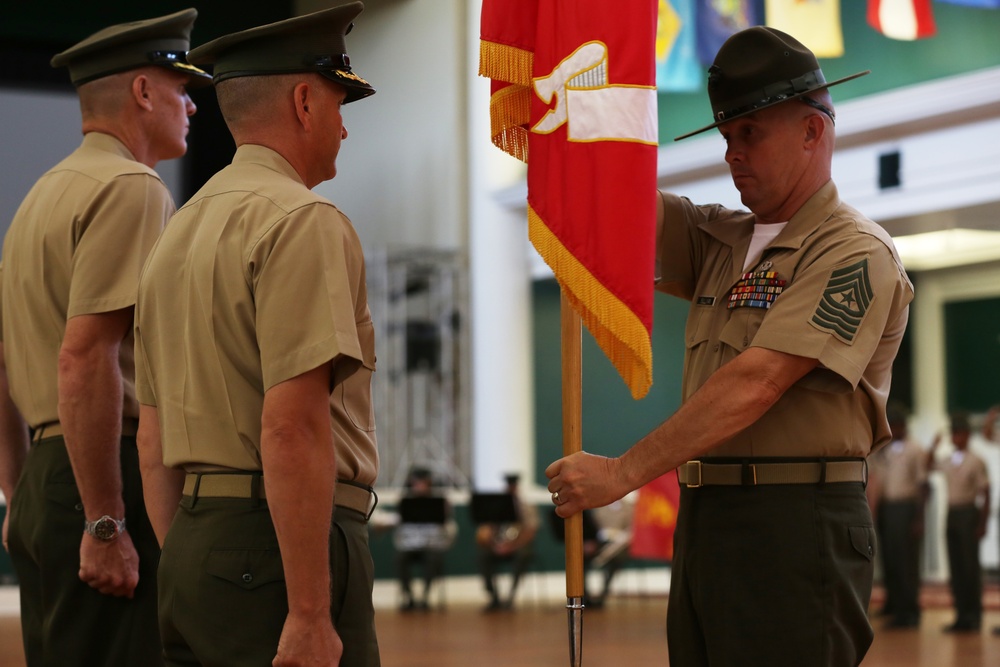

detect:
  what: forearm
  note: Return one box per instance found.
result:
[0,362,28,500]
[262,428,336,616]
[58,346,125,519]
[618,347,817,492]
[136,405,183,545]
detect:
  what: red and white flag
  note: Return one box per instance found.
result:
[480,0,657,399]
[867,0,937,40]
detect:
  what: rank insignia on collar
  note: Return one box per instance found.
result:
[728,270,786,310]
[810,257,874,344]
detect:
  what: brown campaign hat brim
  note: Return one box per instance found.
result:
[674,26,868,141]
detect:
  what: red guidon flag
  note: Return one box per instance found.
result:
[629,471,681,561]
[480,0,657,399]
[867,0,936,40]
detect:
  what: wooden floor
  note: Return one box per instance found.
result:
[1,593,999,666]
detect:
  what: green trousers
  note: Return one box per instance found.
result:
[668,480,875,667]
[7,436,163,667]
[158,494,380,667]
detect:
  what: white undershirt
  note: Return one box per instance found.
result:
[743,222,788,271]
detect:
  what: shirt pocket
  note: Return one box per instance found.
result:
[718,305,765,353]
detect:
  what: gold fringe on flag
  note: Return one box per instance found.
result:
[478,39,533,87]
[479,39,533,163]
[488,84,531,162]
[529,204,653,400]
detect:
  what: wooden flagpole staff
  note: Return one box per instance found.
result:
[561,290,585,667]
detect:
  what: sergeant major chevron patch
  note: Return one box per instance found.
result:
[810,257,874,344]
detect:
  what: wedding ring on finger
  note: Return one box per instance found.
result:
[551,491,560,504]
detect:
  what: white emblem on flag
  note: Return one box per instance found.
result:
[532,41,657,145]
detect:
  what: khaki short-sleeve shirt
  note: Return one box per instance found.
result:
[940,450,989,507]
[657,181,914,458]
[135,145,378,486]
[0,132,173,426]
[869,439,928,500]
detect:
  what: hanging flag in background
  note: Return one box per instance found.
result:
[657,0,701,92]
[629,472,682,561]
[696,0,761,65]
[765,0,845,57]
[868,0,937,39]
[935,0,1000,7]
[480,0,657,400]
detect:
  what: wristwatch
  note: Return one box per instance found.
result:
[84,515,127,541]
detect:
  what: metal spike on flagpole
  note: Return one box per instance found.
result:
[561,290,585,667]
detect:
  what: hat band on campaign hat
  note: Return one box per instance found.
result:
[711,68,827,123]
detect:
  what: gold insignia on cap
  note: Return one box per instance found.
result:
[331,70,369,85]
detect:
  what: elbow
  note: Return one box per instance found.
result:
[748,375,785,416]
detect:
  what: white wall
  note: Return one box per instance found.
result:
[0,87,182,243]
[298,0,538,490]
[307,0,467,251]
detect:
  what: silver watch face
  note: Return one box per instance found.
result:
[90,516,123,541]
[93,517,118,540]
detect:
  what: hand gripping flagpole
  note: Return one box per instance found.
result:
[560,290,585,667]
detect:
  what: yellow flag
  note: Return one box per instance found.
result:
[765,0,844,58]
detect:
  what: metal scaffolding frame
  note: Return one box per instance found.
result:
[367,248,471,489]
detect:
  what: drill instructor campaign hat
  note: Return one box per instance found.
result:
[675,26,869,141]
[186,1,376,104]
[50,8,211,87]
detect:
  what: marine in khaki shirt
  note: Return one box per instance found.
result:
[547,27,913,667]
[1,132,171,427]
[657,180,912,459]
[0,9,208,667]
[135,143,378,485]
[927,415,990,631]
[133,5,380,666]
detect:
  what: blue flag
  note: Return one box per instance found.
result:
[656,0,701,92]
[935,0,1000,7]
[696,0,762,65]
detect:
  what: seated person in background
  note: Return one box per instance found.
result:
[476,473,539,611]
[548,507,629,608]
[394,467,455,611]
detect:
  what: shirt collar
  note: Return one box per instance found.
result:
[82,131,138,162]
[231,144,306,186]
[698,180,841,250]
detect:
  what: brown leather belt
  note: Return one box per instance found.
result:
[677,459,867,487]
[32,418,139,442]
[182,473,377,519]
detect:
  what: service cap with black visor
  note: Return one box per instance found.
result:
[49,7,211,87]
[186,1,376,103]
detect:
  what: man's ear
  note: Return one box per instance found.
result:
[132,74,154,111]
[293,81,313,132]
[802,112,826,148]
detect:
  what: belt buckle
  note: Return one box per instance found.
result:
[684,461,703,488]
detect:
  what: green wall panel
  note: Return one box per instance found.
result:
[531,279,688,487]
